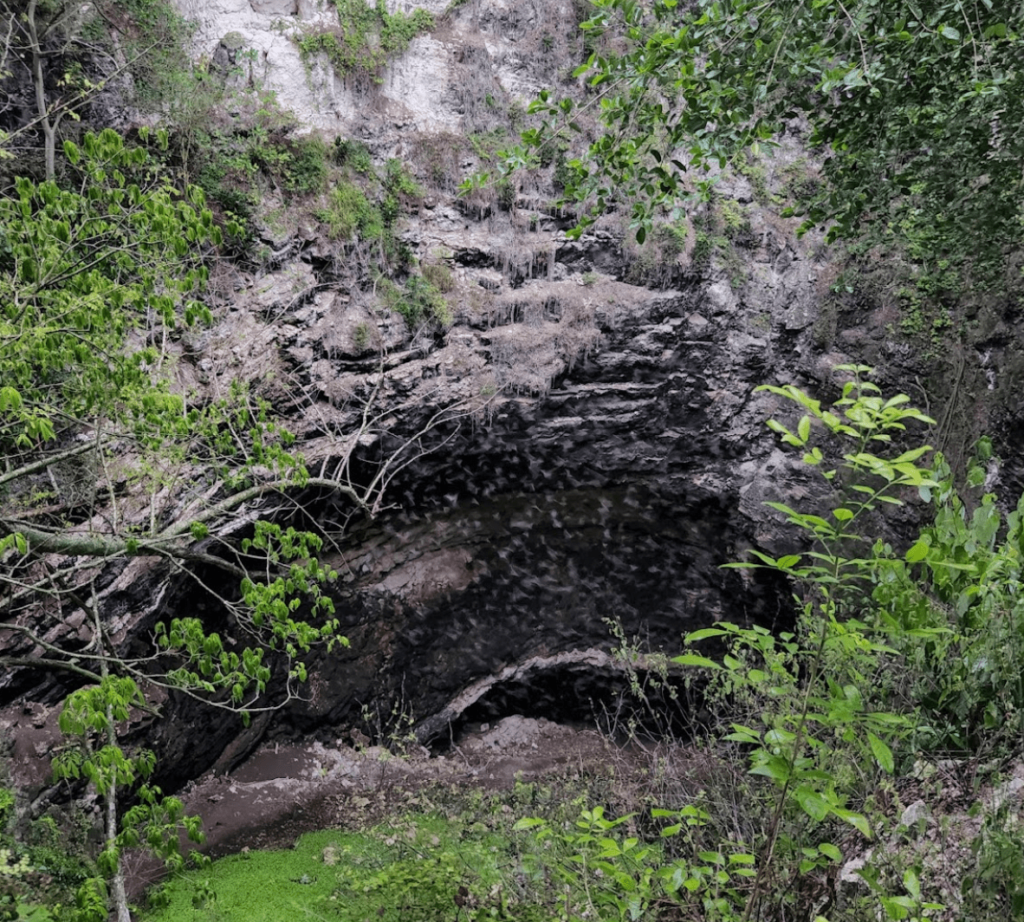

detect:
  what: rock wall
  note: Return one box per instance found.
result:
[142,183,841,780]
[174,0,571,136]
[3,0,1017,800]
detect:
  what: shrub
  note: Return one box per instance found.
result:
[316,181,381,241]
[332,138,374,173]
[284,136,328,194]
[518,367,971,921]
[378,275,451,328]
[421,261,454,293]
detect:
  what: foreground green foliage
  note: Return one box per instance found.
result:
[143,815,527,922]
[0,128,214,449]
[508,368,1024,920]
[0,131,361,920]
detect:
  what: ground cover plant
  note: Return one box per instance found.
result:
[141,811,535,921]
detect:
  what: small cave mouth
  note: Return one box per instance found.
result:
[438,661,702,750]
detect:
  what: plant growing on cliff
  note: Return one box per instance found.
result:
[296,0,434,82]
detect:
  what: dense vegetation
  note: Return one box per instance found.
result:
[520,1,1022,263]
[0,1,1023,921]
[498,0,1024,349]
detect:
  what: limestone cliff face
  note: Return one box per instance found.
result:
[2,1,1013,797]
[143,0,1008,772]
[176,0,565,136]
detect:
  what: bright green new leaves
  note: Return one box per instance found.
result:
[118,785,205,872]
[156,522,346,708]
[53,675,206,900]
[0,131,366,922]
[187,380,308,489]
[157,620,274,704]
[874,456,1024,752]
[0,128,217,451]
[0,134,350,722]
[515,805,753,920]
[54,677,152,795]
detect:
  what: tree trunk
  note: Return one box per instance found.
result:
[105,772,132,922]
[26,0,57,181]
[99,588,131,922]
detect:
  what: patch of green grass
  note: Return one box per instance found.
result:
[378,275,452,328]
[332,138,374,173]
[284,136,329,194]
[140,814,523,922]
[313,155,421,282]
[734,151,779,206]
[467,128,508,163]
[717,197,753,245]
[624,219,689,287]
[316,181,382,241]
[421,261,454,293]
[778,157,821,204]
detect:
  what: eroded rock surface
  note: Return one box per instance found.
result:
[3,0,1018,816]
[177,0,577,136]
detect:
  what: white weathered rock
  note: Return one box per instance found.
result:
[173,0,575,135]
[250,0,297,14]
[839,850,873,885]
[899,799,931,830]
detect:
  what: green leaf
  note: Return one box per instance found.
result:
[867,732,894,773]
[905,540,930,563]
[818,843,842,862]
[903,868,921,900]
[672,653,721,669]
[833,807,872,838]
[749,755,791,783]
[685,628,728,642]
[724,728,761,744]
